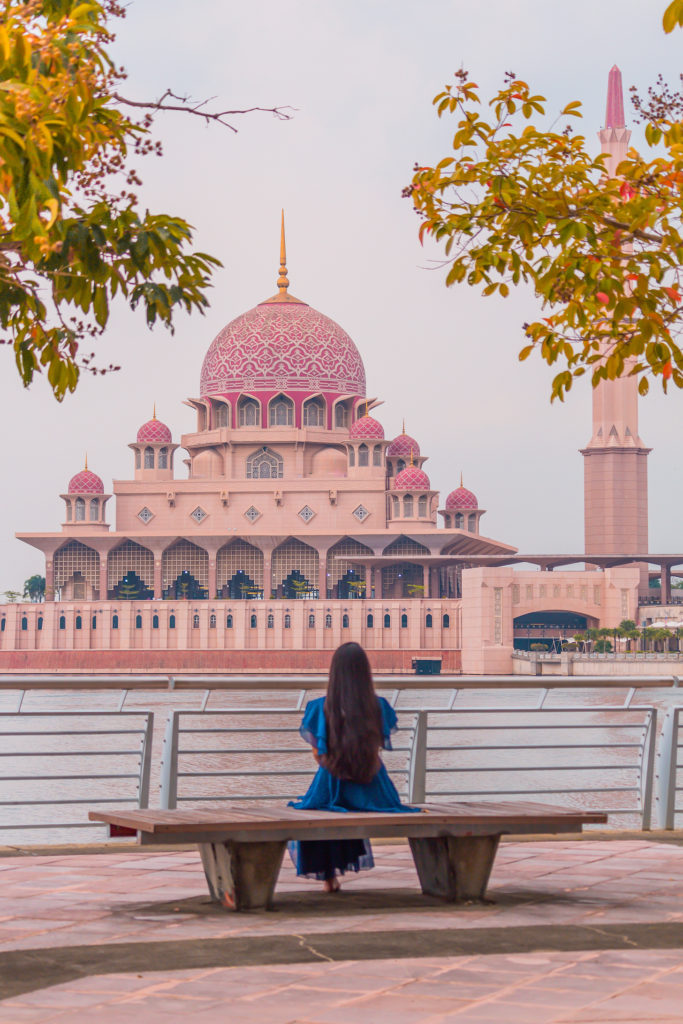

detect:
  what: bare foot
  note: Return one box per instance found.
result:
[323,877,341,893]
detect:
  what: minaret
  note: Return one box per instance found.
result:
[581,65,651,590]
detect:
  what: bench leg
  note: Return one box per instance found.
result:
[409,834,500,901]
[198,839,287,911]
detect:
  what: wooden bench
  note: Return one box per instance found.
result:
[89,801,606,911]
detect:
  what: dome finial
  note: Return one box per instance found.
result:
[84,452,88,471]
[153,403,157,420]
[277,209,289,294]
[460,471,463,487]
[402,418,406,435]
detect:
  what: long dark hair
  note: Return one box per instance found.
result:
[321,642,382,784]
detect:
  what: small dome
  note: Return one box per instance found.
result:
[68,469,104,495]
[349,415,384,440]
[446,486,478,510]
[386,433,420,458]
[137,418,172,443]
[394,466,431,490]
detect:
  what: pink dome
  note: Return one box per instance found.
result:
[446,486,478,510]
[386,433,420,458]
[137,418,172,443]
[394,466,431,490]
[200,298,366,399]
[68,469,104,495]
[349,415,384,439]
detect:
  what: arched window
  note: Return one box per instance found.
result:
[238,396,260,427]
[348,447,355,466]
[246,447,283,480]
[210,613,217,628]
[373,444,382,466]
[303,397,325,427]
[383,613,391,628]
[267,613,274,628]
[443,613,450,628]
[75,615,82,630]
[112,614,118,629]
[367,613,374,628]
[89,498,99,522]
[342,613,349,628]
[0,618,5,632]
[144,446,154,469]
[215,404,229,428]
[169,614,175,629]
[152,614,159,629]
[250,613,257,628]
[284,613,291,628]
[468,513,477,532]
[335,403,348,428]
[75,498,85,521]
[269,394,294,426]
[135,450,141,469]
[425,613,433,628]
[325,613,332,628]
[397,458,406,473]
[21,616,27,631]
[136,614,142,629]
[308,613,315,628]
[392,496,399,517]
[401,613,408,628]
[37,616,43,631]
[403,494,413,517]
[192,614,199,628]
[358,443,369,466]
[158,447,168,469]
[91,616,97,630]
[418,495,427,517]
[66,501,72,521]
[455,512,464,529]
[226,614,233,628]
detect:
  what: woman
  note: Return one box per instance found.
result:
[289,641,418,891]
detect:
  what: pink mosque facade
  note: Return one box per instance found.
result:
[0,71,671,675]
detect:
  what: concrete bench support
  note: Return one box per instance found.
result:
[199,839,287,911]
[409,834,500,901]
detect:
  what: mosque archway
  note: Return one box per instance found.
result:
[108,541,154,599]
[217,539,264,599]
[381,536,428,599]
[272,539,319,598]
[327,538,372,599]
[54,541,99,601]
[162,540,209,599]
[513,610,599,651]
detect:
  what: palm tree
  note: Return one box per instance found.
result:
[23,575,46,602]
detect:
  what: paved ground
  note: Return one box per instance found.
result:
[1,837,683,1022]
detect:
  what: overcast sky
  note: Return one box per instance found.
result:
[2,0,682,590]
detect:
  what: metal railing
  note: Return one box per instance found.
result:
[406,706,658,829]
[654,707,683,829]
[0,710,153,838]
[159,706,416,810]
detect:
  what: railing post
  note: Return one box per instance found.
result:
[640,708,658,830]
[408,711,427,804]
[137,712,154,809]
[654,707,679,830]
[159,711,180,810]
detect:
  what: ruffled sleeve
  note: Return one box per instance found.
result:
[379,696,398,750]
[299,697,328,755]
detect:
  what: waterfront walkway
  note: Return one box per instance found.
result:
[1,835,683,1022]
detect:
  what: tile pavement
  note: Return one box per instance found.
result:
[0,838,682,1021]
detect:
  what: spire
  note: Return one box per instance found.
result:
[84,453,88,471]
[460,471,463,487]
[605,64,625,129]
[402,418,406,435]
[277,209,289,295]
[152,403,157,420]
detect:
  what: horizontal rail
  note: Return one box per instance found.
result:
[426,764,640,773]
[426,743,642,752]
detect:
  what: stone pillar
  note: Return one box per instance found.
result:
[661,563,672,605]
[424,565,432,599]
[317,548,329,599]
[99,554,108,601]
[45,559,55,602]
[263,558,272,599]
[208,557,217,600]
[154,559,163,600]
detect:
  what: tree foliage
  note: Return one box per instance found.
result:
[23,573,45,600]
[0,1,286,399]
[407,58,683,400]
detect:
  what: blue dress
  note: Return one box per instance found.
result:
[288,695,418,879]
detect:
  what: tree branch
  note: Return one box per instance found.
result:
[112,90,295,132]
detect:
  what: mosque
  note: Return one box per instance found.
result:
[0,67,678,674]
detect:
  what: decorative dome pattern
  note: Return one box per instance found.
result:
[349,415,384,439]
[386,433,420,458]
[446,486,478,510]
[137,418,172,443]
[394,466,431,490]
[200,301,366,398]
[68,469,104,495]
